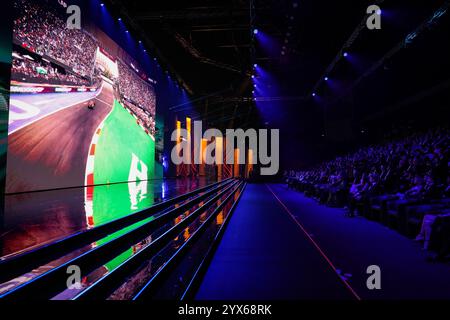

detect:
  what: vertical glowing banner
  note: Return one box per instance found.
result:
[246,149,254,178]
[199,138,207,176]
[176,120,181,176]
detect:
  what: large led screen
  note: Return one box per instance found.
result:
[6,0,157,194]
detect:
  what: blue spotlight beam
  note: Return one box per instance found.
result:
[308,0,385,98]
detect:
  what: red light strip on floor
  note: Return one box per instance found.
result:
[266,184,362,301]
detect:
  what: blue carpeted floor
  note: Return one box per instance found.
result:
[196,183,450,300]
[195,183,357,300]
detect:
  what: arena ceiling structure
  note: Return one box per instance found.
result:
[110,0,450,141]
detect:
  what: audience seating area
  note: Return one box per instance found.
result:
[285,128,450,261]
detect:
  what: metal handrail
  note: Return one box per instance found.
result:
[133,182,245,300]
[74,180,241,300]
[0,178,232,284]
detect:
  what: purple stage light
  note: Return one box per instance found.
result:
[343,52,348,57]
[100,3,104,6]
[254,63,257,68]
[324,77,329,81]
[377,9,382,15]
[118,17,122,21]
[253,29,259,35]
[312,93,316,97]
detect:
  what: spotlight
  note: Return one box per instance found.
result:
[312,93,316,97]
[139,40,142,44]
[118,17,122,21]
[100,3,104,6]
[324,77,329,81]
[343,52,348,57]
[253,63,257,68]
[377,9,382,15]
[125,30,129,33]
[251,75,255,79]
[253,29,259,35]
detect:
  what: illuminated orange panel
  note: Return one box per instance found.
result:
[186,117,191,175]
[199,138,207,176]
[176,120,181,176]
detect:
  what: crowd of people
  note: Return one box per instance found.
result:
[11,53,90,86]
[285,128,450,258]
[13,0,98,80]
[117,61,156,115]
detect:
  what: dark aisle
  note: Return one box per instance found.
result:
[266,184,450,300]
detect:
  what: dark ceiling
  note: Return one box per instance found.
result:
[110,0,450,142]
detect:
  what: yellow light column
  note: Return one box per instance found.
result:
[199,138,207,176]
[176,120,181,176]
[216,136,223,179]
